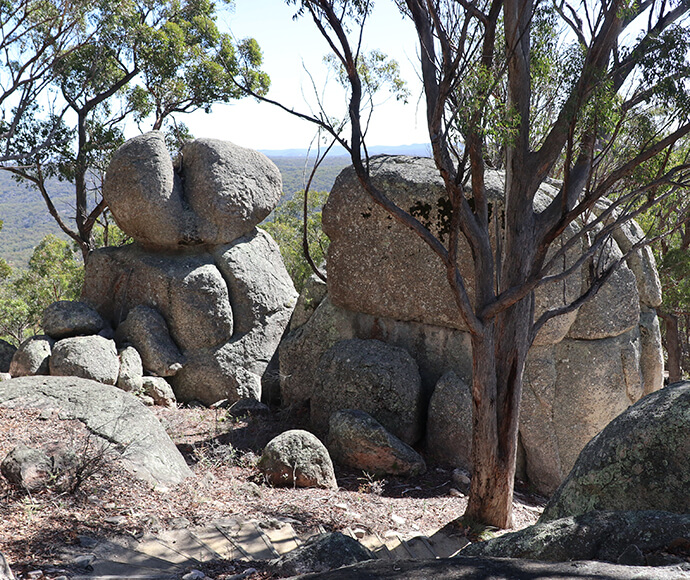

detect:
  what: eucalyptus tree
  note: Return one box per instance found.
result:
[1,0,269,258]
[251,0,690,527]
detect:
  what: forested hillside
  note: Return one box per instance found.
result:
[0,155,350,268]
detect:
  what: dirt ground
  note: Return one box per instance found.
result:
[0,403,545,579]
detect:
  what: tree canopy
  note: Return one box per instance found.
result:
[1,0,269,256]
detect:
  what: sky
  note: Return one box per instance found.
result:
[182,1,430,151]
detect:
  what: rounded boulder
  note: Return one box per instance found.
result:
[49,335,120,385]
[258,430,337,489]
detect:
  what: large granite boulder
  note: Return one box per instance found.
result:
[103,132,282,248]
[103,131,191,248]
[311,339,424,444]
[49,335,120,385]
[258,430,337,489]
[9,335,54,377]
[281,156,664,496]
[42,300,105,340]
[181,139,282,245]
[463,511,690,567]
[327,409,426,477]
[0,376,191,485]
[541,382,690,521]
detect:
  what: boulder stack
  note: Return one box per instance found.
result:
[80,132,297,405]
[280,155,664,495]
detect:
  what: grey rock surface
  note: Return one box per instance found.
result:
[566,242,640,340]
[1,444,52,492]
[288,557,690,579]
[0,339,16,373]
[426,371,473,469]
[116,346,143,392]
[181,139,282,245]
[327,410,426,477]
[103,131,192,248]
[213,228,298,336]
[0,376,191,485]
[42,300,105,340]
[84,245,233,351]
[639,306,664,395]
[142,376,176,408]
[115,305,186,377]
[541,381,690,522]
[289,274,328,332]
[258,429,337,489]
[273,532,374,576]
[9,335,54,377]
[49,335,120,385]
[463,510,690,566]
[311,339,423,445]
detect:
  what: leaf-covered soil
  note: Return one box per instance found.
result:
[0,404,545,579]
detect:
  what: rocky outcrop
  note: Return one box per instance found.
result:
[258,430,337,489]
[541,381,690,521]
[82,132,297,405]
[327,410,426,477]
[312,339,423,444]
[0,376,192,485]
[463,510,690,567]
[288,556,690,579]
[280,155,664,495]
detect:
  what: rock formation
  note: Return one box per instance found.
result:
[279,155,664,495]
[81,131,297,405]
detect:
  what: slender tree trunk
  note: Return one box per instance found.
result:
[660,311,682,383]
[465,294,531,528]
[75,110,94,260]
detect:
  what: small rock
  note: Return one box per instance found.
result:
[227,397,270,418]
[142,376,177,408]
[181,571,205,580]
[391,514,405,526]
[78,536,98,548]
[237,481,262,498]
[171,516,191,529]
[452,468,471,487]
[73,555,94,569]
[449,488,463,497]
[25,571,43,579]
[104,515,127,526]
[258,430,337,489]
[352,528,366,539]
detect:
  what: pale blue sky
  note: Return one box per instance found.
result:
[184,1,429,151]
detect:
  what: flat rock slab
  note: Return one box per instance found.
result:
[288,557,690,579]
[0,376,191,485]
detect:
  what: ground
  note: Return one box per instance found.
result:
[0,403,544,579]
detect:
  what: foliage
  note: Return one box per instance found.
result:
[263,190,330,292]
[0,0,269,256]
[0,234,83,344]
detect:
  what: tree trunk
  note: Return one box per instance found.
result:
[465,293,531,528]
[660,311,682,383]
